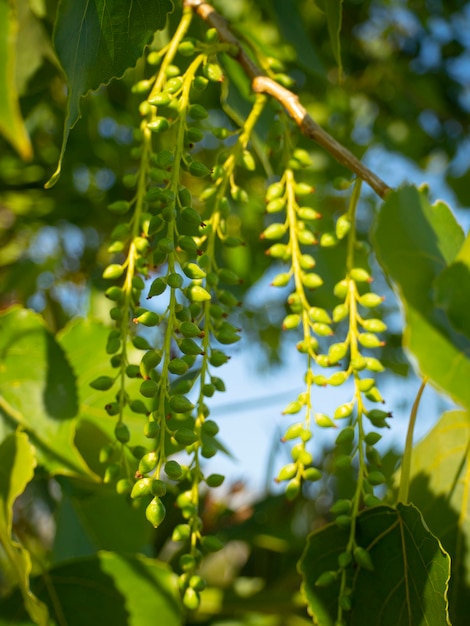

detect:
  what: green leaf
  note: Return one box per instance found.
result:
[46,0,174,188]
[0,306,95,479]
[0,432,49,626]
[434,231,470,340]
[0,0,32,159]
[325,0,343,77]
[402,410,470,626]
[373,185,470,410]
[0,551,183,626]
[299,503,451,626]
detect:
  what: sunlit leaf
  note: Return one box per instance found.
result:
[0,0,32,159]
[0,551,183,626]
[401,410,470,626]
[0,306,96,479]
[46,0,174,187]
[299,504,451,625]
[0,432,49,626]
[325,0,343,77]
[373,185,470,410]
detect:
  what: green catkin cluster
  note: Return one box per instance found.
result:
[90,13,269,611]
[262,164,390,619]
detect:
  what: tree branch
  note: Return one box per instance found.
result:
[183,0,392,199]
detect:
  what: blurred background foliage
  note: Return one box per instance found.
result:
[0,1,469,622]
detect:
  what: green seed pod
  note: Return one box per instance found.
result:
[116,478,133,495]
[131,477,152,499]
[350,268,371,283]
[170,395,194,413]
[315,571,337,587]
[231,186,249,203]
[167,273,183,289]
[336,515,352,529]
[188,103,209,120]
[333,279,348,299]
[266,198,286,213]
[303,467,322,481]
[105,286,124,302]
[353,546,374,571]
[338,551,353,568]
[358,333,384,349]
[201,420,219,437]
[134,311,160,327]
[99,443,115,464]
[336,214,351,240]
[148,91,171,106]
[102,264,124,280]
[287,292,302,313]
[313,374,328,386]
[283,400,302,415]
[261,223,287,240]
[139,451,158,475]
[201,442,217,458]
[181,263,205,280]
[179,338,203,356]
[105,402,120,416]
[109,307,122,321]
[183,587,200,611]
[358,378,376,392]
[192,75,209,91]
[282,423,303,441]
[302,274,323,290]
[265,181,284,201]
[201,534,224,553]
[189,161,211,178]
[165,460,183,480]
[351,355,367,371]
[328,342,348,364]
[129,399,149,414]
[146,497,166,528]
[104,462,120,484]
[335,455,352,470]
[177,38,196,56]
[114,422,130,443]
[173,428,198,446]
[202,383,215,397]
[165,76,183,93]
[364,357,385,372]
[140,350,162,379]
[206,473,225,487]
[240,149,256,171]
[358,293,384,308]
[203,61,224,82]
[209,350,229,367]
[144,420,160,438]
[308,307,332,324]
[157,237,174,254]
[328,371,349,386]
[367,470,386,486]
[339,594,352,612]
[148,117,170,133]
[364,432,382,446]
[181,206,202,226]
[90,376,115,391]
[315,413,336,428]
[189,575,206,592]
[172,524,190,542]
[139,379,158,398]
[282,314,301,330]
[285,478,301,500]
[330,499,351,515]
[297,207,321,221]
[336,426,355,445]
[294,182,314,196]
[218,268,241,285]
[311,322,333,337]
[168,358,189,375]
[361,318,387,333]
[276,463,297,482]
[108,200,131,215]
[333,303,349,322]
[366,387,385,404]
[132,335,152,350]
[151,479,167,497]
[186,285,211,302]
[106,337,121,354]
[297,229,317,246]
[271,272,291,287]
[334,403,354,420]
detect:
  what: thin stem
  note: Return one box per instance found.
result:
[397,378,427,504]
[184,0,391,199]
